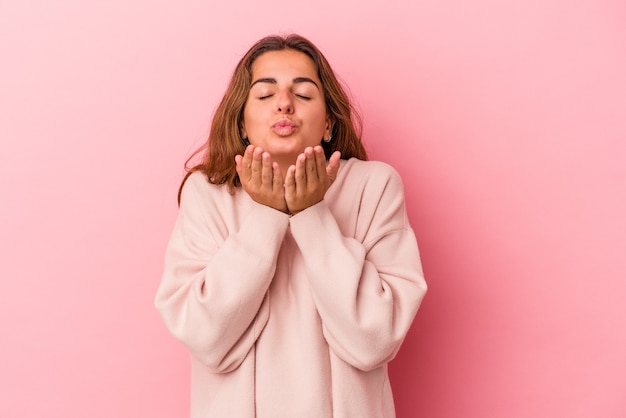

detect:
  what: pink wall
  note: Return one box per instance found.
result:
[1,0,625,417]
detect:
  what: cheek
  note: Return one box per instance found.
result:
[242,107,259,131]
[313,109,328,131]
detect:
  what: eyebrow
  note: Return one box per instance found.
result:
[251,77,320,89]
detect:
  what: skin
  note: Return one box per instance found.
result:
[235,49,341,215]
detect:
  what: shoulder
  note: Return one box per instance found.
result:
[342,158,400,177]
[182,170,234,194]
[338,158,405,191]
[329,159,411,236]
[180,171,233,208]
[184,170,210,189]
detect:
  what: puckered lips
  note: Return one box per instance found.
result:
[272,118,297,136]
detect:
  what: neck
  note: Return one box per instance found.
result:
[273,154,298,179]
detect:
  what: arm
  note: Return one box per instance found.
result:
[155,173,290,373]
[289,165,427,371]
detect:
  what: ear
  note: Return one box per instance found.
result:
[325,117,334,140]
[240,123,247,140]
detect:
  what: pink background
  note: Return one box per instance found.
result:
[1,0,625,417]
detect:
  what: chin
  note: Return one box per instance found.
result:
[267,141,304,154]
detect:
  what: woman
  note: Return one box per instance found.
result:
[155,34,427,418]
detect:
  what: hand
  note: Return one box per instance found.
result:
[284,146,341,215]
[235,145,288,213]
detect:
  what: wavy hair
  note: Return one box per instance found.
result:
[179,34,367,202]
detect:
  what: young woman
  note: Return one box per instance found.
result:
[155,34,427,418]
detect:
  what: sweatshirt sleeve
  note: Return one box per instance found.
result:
[155,173,290,373]
[288,163,427,371]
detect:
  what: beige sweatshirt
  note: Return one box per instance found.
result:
[155,158,427,418]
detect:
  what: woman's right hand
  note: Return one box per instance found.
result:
[235,145,288,213]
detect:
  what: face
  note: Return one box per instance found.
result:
[241,49,331,166]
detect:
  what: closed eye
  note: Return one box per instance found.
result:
[258,94,273,100]
[296,94,311,100]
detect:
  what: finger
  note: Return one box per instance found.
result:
[250,147,264,186]
[239,146,255,179]
[272,162,284,192]
[304,147,317,179]
[261,152,273,188]
[326,151,341,182]
[285,164,296,195]
[235,154,243,176]
[294,153,307,190]
[314,146,327,181]
[236,146,254,181]
[243,144,255,163]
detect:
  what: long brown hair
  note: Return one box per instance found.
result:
[179,34,367,202]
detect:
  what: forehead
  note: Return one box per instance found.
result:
[250,49,320,82]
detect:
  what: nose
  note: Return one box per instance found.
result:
[276,90,293,114]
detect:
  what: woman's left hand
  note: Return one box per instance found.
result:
[284,146,341,215]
